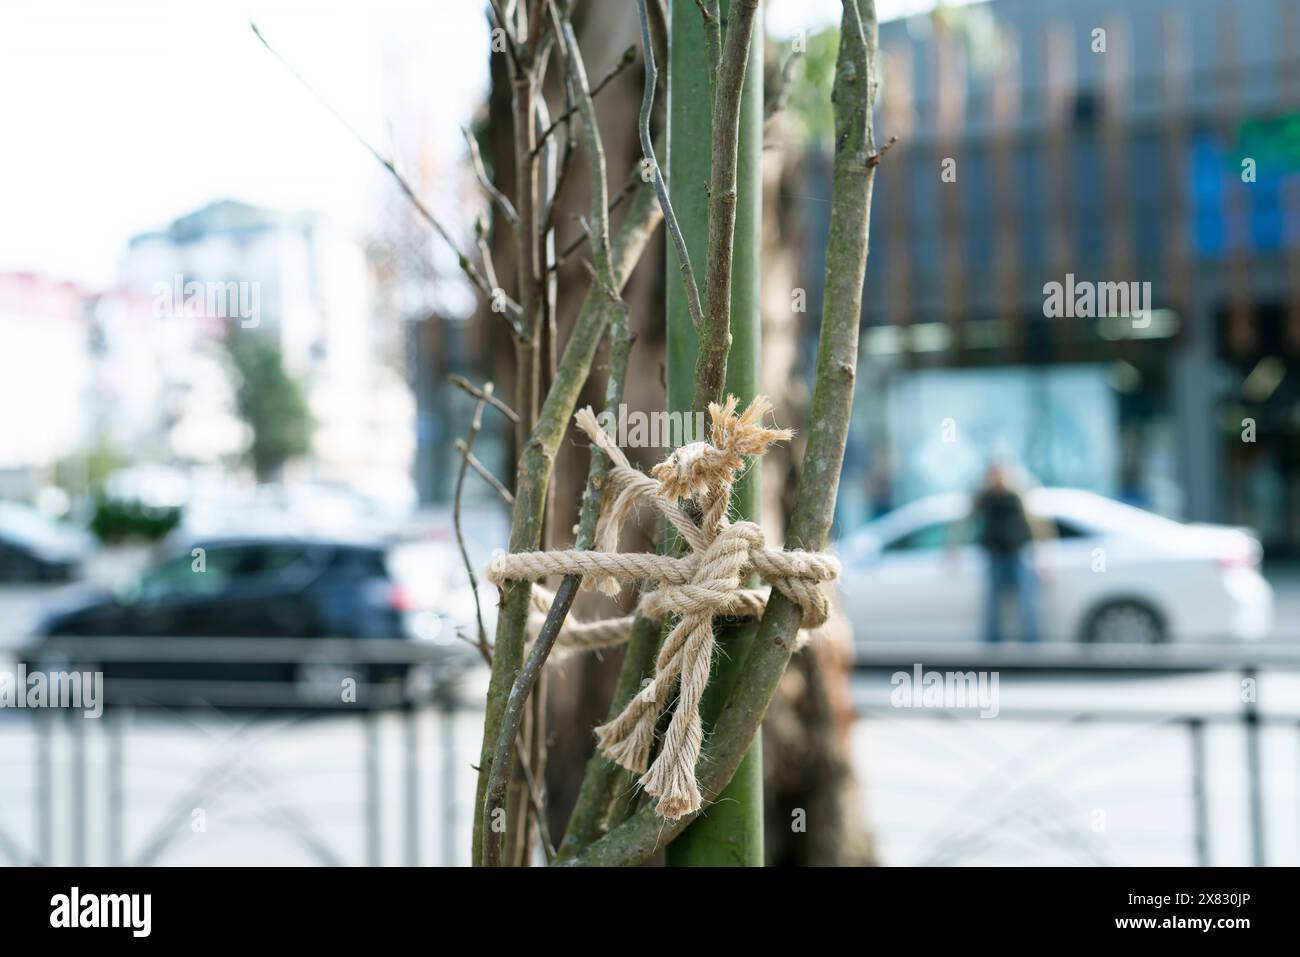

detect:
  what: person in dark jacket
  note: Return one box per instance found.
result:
[966,463,1051,643]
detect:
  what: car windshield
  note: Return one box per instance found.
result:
[137,552,232,600]
[884,521,956,551]
[851,491,1106,555]
[136,543,316,600]
[1029,490,1186,544]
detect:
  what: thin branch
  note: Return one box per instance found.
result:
[478,0,553,868]
[501,0,559,873]
[453,390,494,665]
[524,0,549,58]
[509,57,543,444]
[534,60,562,388]
[765,49,804,122]
[691,0,761,411]
[484,1,550,865]
[532,45,637,156]
[867,134,899,167]
[483,579,575,866]
[515,730,556,863]
[249,21,527,338]
[541,74,578,239]
[841,0,867,50]
[471,147,661,870]
[455,440,516,505]
[482,7,630,868]
[635,0,705,330]
[559,0,883,868]
[555,0,670,862]
[450,374,520,423]
[463,127,520,225]
[452,626,490,662]
[549,176,639,271]
[487,0,523,68]
[488,0,511,30]
[544,5,658,277]
[695,0,722,100]
[474,215,502,293]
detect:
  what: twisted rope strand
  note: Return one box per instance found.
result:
[486,395,838,819]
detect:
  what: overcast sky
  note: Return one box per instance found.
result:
[0,0,973,286]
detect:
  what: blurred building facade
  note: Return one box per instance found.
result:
[1,200,420,510]
[119,199,415,505]
[824,0,1300,554]
[0,271,195,502]
[0,274,99,487]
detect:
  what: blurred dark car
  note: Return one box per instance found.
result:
[0,502,92,582]
[30,535,419,705]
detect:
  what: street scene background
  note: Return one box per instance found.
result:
[2,0,1299,866]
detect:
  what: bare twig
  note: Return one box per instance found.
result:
[471,137,662,870]
[453,389,494,665]
[535,73,562,390]
[692,0,761,411]
[452,626,490,662]
[463,127,520,225]
[541,74,578,239]
[473,0,552,865]
[561,0,883,868]
[695,0,722,100]
[455,440,516,505]
[524,0,548,58]
[635,0,705,330]
[474,215,502,293]
[498,16,548,865]
[482,6,631,868]
[867,134,899,167]
[450,374,520,423]
[515,730,556,863]
[550,176,640,271]
[505,0,561,870]
[487,0,523,67]
[510,65,543,445]
[533,45,637,156]
[765,49,804,122]
[249,21,526,338]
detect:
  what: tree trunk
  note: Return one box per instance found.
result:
[664,0,766,867]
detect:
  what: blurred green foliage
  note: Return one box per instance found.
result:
[89,497,181,543]
[54,443,126,500]
[781,28,840,146]
[226,333,312,482]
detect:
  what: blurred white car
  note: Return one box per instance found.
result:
[386,536,500,656]
[836,489,1273,644]
[0,502,94,582]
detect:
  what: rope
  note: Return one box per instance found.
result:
[486,395,839,820]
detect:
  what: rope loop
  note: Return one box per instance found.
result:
[485,395,838,819]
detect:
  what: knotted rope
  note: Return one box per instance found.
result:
[486,395,839,820]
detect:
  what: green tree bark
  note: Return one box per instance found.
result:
[561,0,880,869]
[664,0,765,867]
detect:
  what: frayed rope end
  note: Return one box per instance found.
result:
[594,714,654,774]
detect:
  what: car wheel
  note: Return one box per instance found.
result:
[1083,601,1166,644]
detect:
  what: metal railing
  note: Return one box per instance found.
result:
[850,642,1300,867]
[5,636,1299,866]
[3,637,481,867]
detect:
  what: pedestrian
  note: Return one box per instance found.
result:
[965,462,1052,643]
